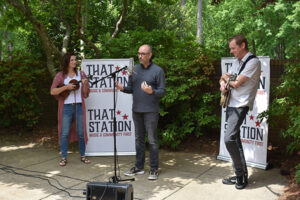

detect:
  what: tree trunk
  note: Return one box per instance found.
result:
[80,0,88,58]
[111,0,128,38]
[62,23,71,55]
[76,0,101,58]
[196,0,202,44]
[0,5,3,60]
[52,0,71,55]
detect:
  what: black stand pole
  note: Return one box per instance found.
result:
[91,66,134,183]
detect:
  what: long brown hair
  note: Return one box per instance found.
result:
[61,53,78,75]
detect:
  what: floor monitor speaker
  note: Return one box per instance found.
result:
[86,182,133,200]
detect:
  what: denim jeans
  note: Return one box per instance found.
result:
[225,106,249,177]
[60,103,85,158]
[133,112,159,170]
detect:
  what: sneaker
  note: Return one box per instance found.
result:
[148,169,158,180]
[222,176,237,185]
[124,167,144,176]
[235,175,247,190]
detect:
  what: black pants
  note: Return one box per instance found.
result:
[225,106,249,177]
[133,112,159,170]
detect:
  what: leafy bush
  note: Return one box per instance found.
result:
[0,57,46,127]
[259,61,300,182]
[262,62,300,153]
[98,28,220,148]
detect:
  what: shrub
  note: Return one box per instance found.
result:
[0,57,46,127]
[259,61,300,183]
[98,28,220,148]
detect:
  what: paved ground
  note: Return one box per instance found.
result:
[0,142,287,200]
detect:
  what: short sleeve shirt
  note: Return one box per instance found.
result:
[228,52,261,110]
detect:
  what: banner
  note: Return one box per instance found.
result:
[217,56,270,169]
[81,59,136,156]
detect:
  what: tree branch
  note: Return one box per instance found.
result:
[111,0,128,38]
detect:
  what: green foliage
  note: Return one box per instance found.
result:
[0,57,46,127]
[296,163,300,183]
[259,61,300,153]
[98,28,220,148]
[203,0,299,59]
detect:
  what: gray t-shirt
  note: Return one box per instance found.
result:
[228,52,261,110]
[123,63,166,113]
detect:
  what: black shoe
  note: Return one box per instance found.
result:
[222,176,237,185]
[124,167,145,176]
[244,174,248,185]
[235,175,247,189]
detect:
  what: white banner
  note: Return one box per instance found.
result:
[217,56,270,169]
[81,59,136,156]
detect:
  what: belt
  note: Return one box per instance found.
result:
[71,103,82,105]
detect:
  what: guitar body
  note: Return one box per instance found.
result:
[220,74,237,108]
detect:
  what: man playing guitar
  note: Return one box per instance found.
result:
[219,35,261,190]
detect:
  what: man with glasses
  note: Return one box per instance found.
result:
[116,44,166,180]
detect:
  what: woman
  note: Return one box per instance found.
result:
[50,53,90,166]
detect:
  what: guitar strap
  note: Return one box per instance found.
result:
[238,55,257,75]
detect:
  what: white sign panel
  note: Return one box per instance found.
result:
[81,59,135,156]
[217,56,270,169]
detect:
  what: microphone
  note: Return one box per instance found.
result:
[87,75,93,80]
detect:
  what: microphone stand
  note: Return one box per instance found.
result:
[91,66,134,183]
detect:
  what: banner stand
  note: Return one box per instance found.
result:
[82,58,136,156]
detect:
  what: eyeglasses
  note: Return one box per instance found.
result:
[137,52,150,56]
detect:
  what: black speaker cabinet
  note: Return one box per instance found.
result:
[86,182,133,200]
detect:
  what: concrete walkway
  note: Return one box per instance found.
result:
[0,143,286,200]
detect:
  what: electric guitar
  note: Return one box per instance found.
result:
[220,74,237,108]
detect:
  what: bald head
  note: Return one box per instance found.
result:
[140,44,152,53]
[138,44,153,67]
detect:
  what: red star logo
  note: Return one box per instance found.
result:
[116,110,121,115]
[122,114,128,120]
[255,120,261,127]
[250,115,254,120]
[115,66,120,71]
[122,70,127,75]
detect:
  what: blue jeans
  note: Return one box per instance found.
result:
[133,112,159,170]
[225,106,249,177]
[60,103,85,158]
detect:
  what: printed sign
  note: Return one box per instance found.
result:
[81,59,135,156]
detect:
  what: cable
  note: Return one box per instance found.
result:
[0,163,90,183]
[0,164,86,199]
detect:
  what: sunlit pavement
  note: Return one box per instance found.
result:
[0,143,286,200]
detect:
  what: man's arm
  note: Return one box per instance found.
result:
[116,75,133,94]
[229,74,249,88]
[152,69,166,97]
